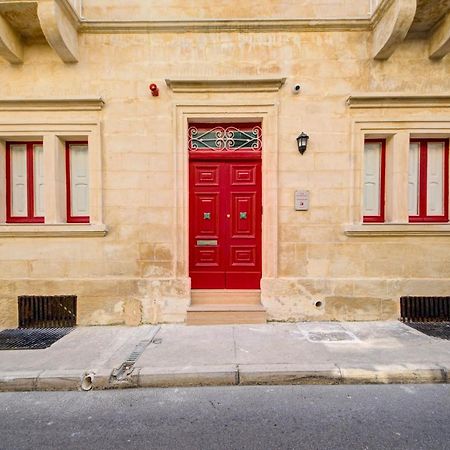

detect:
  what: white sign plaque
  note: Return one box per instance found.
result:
[295,190,310,211]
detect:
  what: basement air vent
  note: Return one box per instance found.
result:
[400,296,450,323]
[18,295,77,328]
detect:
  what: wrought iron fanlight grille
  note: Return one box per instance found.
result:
[188,124,262,151]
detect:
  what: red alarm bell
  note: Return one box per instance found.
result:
[149,83,159,97]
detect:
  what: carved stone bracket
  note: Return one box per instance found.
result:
[429,12,450,60]
[0,13,23,64]
[372,0,417,60]
[0,0,79,64]
[37,0,79,63]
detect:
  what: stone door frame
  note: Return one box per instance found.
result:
[172,101,279,288]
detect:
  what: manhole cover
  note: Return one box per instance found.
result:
[0,328,74,350]
[306,331,357,343]
[405,322,450,340]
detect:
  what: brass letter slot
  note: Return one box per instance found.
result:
[197,240,218,246]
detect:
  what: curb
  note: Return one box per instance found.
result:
[138,365,238,388]
[0,371,41,392]
[239,363,341,385]
[339,364,447,384]
[0,364,448,392]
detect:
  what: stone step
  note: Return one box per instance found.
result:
[191,289,261,305]
[186,304,267,326]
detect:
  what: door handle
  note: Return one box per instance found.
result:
[240,212,247,219]
[203,212,211,220]
[226,214,231,218]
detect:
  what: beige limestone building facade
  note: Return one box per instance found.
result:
[0,0,449,327]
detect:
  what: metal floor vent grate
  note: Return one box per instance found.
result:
[400,296,450,323]
[405,322,450,340]
[0,328,74,350]
[111,326,161,382]
[19,295,77,328]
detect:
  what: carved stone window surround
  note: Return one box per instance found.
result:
[348,96,450,236]
[0,97,105,237]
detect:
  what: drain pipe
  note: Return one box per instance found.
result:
[81,372,95,391]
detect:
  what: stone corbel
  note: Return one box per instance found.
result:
[0,14,23,64]
[372,0,416,60]
[37,0,79,63]
[429,12,450,60]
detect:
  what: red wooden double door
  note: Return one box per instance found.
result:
[189,156,262,289]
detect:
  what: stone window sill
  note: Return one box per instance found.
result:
[0,223,108,238]
[344,223,450,237]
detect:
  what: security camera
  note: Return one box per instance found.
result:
[292,84,301,94]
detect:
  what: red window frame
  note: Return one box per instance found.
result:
[5,141,44,223]
[409,139,449,223]
[363,139,386,223]
[66,141,89,223]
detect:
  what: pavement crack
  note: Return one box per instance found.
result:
[334,363,343,382]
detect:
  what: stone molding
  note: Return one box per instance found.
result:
[344,224,450,237]
[80,18,371,34]
[0,224,108,238]
[347,93,450,109]
[166,78,286,93]
[0,98,104,111]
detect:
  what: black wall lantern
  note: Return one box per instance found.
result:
[296,132,309,155]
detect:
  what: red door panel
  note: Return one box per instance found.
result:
[189,158,262,289]
[230,165,257,185]
[194,247,219,265]
[225,161,262,288]
[230,246,256,266]
[189,162,225,288]
[194,165,220,186]
[230,194,256,237]
[194,194,219,235]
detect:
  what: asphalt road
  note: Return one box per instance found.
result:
[1,385,449,450]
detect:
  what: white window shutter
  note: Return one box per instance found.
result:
[69,144,89,217]
[408,142,420,216]
[426,142,444,216]
[33,144,44,217]
[363,142,381,216]
[10,144,28,217]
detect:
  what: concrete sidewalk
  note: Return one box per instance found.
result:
[1,322,450,391]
